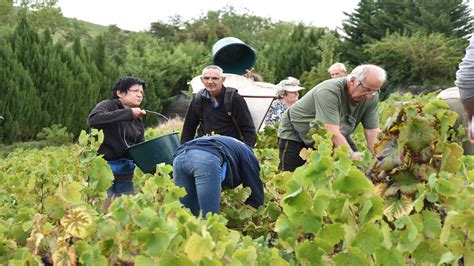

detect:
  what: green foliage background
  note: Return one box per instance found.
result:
[0,0,472,144]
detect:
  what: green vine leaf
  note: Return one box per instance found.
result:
[412,240,446,264]
[333,168,374,198]
[318,223,345,247]
[421,210,442,239]
[184,233,214,262]
[232,246,257,265]
[352,223,383,255]
[436,178,456,197]
[295,240,325,264]
[333,246,369,266]
[375,247,405,266]
[399,116,436,152]
[440,143,463,173]
[359,196,384,223]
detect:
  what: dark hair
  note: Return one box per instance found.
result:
[112,76,146,99]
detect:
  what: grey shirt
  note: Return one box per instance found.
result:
[455,34,474,99]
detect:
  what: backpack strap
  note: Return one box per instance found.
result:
[194,89,205,122]
[224,87,245,141]
[194,87,245,141]
[223,87,237,117]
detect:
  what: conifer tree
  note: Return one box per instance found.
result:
[263,24,325,82]
[0,39,46,143]
[341,0,473,65]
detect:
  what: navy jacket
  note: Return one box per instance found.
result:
[174,136,263,208]
[180,86,256,147]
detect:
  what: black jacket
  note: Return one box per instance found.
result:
[174,136,263,208]
[88,99,145,161]
[180,86,256,147]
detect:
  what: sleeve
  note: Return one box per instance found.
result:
[88,101,133,129]
[180,96,200,143]
[240,150,264,208]
[313,90,340,125]
[137,120,145,143]
[233,94,257,147]
[455,34,474,99]
[361,97,379,129]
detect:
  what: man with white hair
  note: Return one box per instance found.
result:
[278,64,387,171]
[328,63,348,78]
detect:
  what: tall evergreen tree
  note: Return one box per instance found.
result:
[341,0,473,64]
[0,39,46,143]
[8,13,107,137]
[340,0,378,64]
[92,35,121,101]
[262,24,325,83]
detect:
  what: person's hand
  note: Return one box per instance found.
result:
[243,69,254,80]
[350,151,362,161]
[131,108,146,118]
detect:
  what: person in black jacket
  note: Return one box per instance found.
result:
[173,135,263,217]
[181,65,256,147]
[88,76,146,212]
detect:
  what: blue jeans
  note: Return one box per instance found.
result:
[107,159,136,197]
[173,149,223,217]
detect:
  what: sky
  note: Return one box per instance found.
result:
[57,0,362,32]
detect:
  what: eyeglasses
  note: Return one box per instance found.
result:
[357,81,379,96]
[202,76,221,81]
[129,89,144,95]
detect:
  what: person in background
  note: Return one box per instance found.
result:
[328,62,348,78]
[181,65,256,147]
[173,135,263,217]
[263,77,304,126]
[244,69,264,82]
[437,87,474,155]
[455,34,474,144]
[88,77,147,212]
[278,64,386,171]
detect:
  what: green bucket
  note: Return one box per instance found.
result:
[212,37,256,75]
[126,132,180,173]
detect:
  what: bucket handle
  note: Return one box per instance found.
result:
[123,110,169,149]
[144,110,169,121]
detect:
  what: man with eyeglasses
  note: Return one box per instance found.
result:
[181,65,256,147]
[278,64,386,171]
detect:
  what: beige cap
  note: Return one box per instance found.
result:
[278,77,304,92]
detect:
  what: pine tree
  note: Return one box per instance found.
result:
[0,39,46,143]
[341,0,473,64]
[263,24,325,83]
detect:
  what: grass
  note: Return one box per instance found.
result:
[154,117,184,134]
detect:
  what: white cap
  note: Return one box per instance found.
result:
[278,77,304,92]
